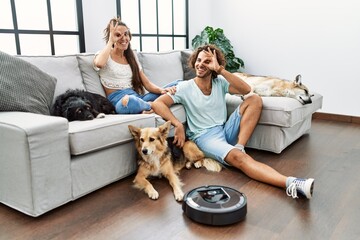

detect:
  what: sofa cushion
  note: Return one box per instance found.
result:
[247,115,313,153]
[181,50,196,80]
[68,114,155,155]
[137,50,184,87]
[154,104,187,137]
[226,93,323,127]
[76,53,106,97]
[17,55,86,101]
[0,51,57,115]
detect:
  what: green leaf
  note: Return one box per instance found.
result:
[191,26,245,71]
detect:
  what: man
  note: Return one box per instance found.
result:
[152,44,314,199]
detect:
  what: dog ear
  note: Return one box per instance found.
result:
[128,125,141,139]
[294,74,302,86]
[158,121,171,138]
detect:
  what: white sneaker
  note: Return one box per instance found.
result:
[286,178,314,199]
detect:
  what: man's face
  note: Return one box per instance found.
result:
[194,50,213,79]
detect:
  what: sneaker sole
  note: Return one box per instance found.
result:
[304,178,315,199]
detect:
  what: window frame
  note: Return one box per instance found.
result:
[0,0,85,55]
[116,0,189,51]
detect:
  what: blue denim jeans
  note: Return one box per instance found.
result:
[107,80,180,114]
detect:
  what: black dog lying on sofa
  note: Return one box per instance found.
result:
[51,89,115,121]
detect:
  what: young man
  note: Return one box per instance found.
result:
[151,44,314,199]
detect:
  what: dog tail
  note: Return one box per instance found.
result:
[202,158,222,172]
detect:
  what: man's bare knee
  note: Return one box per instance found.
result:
[240,94,262,115]
[225,149,248,167]
[247,94,262,108]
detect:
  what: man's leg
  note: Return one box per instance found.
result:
[225,150,287,188]
[196,126,315,199]
[238,94,262,146]
[225,150,315,199]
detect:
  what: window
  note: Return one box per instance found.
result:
[117,0,189,52]
[0,0,85,55]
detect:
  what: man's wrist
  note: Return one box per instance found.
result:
[174,122,183,128]
[217,65,225,74]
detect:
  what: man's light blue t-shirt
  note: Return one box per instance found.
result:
[170,77,230,140]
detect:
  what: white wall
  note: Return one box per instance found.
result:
[189,0,360,117]
[82,0,116,53]
[84,0,360,117]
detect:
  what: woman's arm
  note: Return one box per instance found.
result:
[140,71,176,95]
[93,42,113,69]
[93,22,119,69]
[139,71,163,94]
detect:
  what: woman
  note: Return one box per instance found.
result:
[93,17,177,114]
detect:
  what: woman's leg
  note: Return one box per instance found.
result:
[108,89,152,114]
[115,95,151,114]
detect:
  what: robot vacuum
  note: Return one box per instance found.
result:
[182,185,247,226]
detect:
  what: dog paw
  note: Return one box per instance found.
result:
[174,190,184,201]
[96,113,106,118]
[148,190,159,200]
[185,161,192,169]
[194,161,203,168]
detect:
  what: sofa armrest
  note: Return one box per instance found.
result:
[0,112,72,216]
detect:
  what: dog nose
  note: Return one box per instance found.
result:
[142,149,148,155]
[300,95,312,105]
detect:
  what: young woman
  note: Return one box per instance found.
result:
[93,17,177,114]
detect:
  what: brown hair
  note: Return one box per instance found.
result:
[188,44,226,79]
[103,17,144,94]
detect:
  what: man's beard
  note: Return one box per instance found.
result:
[196,69,212,78]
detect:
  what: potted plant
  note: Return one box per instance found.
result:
[192,26,244,73]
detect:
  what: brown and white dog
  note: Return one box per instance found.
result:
[128,121,221,201]
[234,73,313,105]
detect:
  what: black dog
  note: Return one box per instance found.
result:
[51,89,115,121]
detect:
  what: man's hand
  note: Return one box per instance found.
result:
[173,124,185,148]
[202,47,222,73]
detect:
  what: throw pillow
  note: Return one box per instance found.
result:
[0,51,57,115]
[181,50,196,80]
[137,51,183,87]
[77,54,106,97]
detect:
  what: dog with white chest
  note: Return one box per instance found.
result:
[128,121,221,201]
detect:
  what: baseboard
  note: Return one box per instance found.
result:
[312,112,360,124]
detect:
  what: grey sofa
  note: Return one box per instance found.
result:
[0,50,322,217]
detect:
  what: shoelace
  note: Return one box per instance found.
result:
[286,182,298,198]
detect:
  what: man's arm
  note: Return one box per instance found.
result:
[219,68,251,95]
[202,48,251,95]
[151,94,186,147]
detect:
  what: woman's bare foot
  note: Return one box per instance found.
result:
[142,109,154,114]
[142,101,154,114]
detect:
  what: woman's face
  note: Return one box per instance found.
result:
[113,25,130,51]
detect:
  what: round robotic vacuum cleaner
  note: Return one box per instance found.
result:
[182,185,247,226]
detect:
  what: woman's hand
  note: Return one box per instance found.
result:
[161,86,177,95]
[109,21,119,45]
